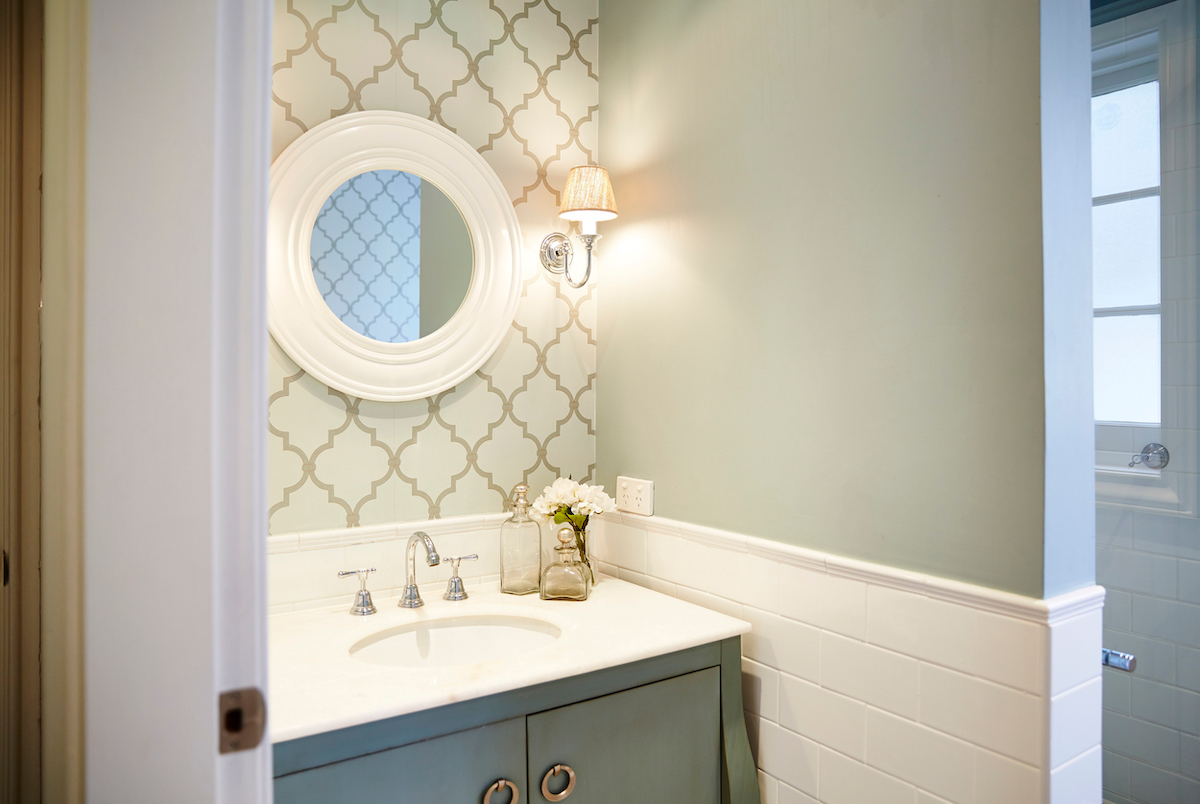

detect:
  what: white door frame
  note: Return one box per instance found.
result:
[41,0,273,800]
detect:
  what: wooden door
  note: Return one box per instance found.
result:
[0,0,41,800]
[526,669,721,804]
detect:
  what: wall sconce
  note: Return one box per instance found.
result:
[540,165,618,288]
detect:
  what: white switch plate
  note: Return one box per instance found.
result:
[615,476,654,516]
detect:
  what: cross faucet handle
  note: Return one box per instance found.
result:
[338,567,376,585]
[337,567,377,615]
[443,555,478,601]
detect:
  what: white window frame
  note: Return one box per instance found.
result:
[1092,9,1196,515]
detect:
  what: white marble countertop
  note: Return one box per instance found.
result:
[269,577,750,743]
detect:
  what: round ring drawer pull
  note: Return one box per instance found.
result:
[541,764,576,801]
[484,778,519,804]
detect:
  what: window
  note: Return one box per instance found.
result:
[1092,80,1161,424]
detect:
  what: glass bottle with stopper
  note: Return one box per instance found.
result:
[540,525,589,601]
[500,484,542,595]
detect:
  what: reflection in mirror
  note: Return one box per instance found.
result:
[310,170,473,343]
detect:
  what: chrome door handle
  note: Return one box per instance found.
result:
[1103,648,1136,672]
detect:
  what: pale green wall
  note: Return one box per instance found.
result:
[419,180,473,338]
[596,0,1070,597]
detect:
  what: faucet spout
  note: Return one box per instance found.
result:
[401,531,440,608]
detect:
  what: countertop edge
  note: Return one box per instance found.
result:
[270,623,749,743]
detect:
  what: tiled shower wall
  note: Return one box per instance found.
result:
[268,0,599,535]
[1094,4,1200,803]
[1099,505,1200,803]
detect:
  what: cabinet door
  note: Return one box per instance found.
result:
[527,668,720,804]
[275,716,526,804]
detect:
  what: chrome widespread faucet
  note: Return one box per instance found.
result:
[401,530,441,608]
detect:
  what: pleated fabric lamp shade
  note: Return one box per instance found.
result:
[559,166,618,228]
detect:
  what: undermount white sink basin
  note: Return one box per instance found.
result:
[349,615,562,668]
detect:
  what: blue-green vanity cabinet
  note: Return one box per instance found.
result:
[273,637,758,804]
[528,668,720,804]
[274,717,525,804]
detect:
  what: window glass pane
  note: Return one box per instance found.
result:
[1094,314,1161,423]
[1092,81,1160,197]
[1093,195,1160,308]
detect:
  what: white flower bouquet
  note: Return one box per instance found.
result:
[531,477,616,581]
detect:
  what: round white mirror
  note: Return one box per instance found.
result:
[268,111,522,402]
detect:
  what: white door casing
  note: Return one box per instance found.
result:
[76,0,273,801]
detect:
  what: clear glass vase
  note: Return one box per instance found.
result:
[573,522,596,586]
[500,484,542,595]
[541,521,597,584]
[540,526,589,601]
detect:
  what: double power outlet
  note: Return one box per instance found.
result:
[615,476,654,516]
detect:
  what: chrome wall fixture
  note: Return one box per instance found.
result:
[540,165,618,288]
[1102,648,1137,672]
[1129,442,1169,469]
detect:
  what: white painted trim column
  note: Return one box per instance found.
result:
[213,0,274,799]
[80,0,272,800]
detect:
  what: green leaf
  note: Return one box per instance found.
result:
[553,508,568,525]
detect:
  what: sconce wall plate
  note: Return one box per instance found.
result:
[540,233,573,275]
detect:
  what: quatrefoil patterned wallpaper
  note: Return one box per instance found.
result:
[268,0,599,534]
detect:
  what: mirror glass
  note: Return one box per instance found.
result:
[310,170,473,343]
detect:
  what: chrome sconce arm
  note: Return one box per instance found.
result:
[540,232,600,289]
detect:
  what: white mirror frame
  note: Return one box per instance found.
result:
[268,111,522,402]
